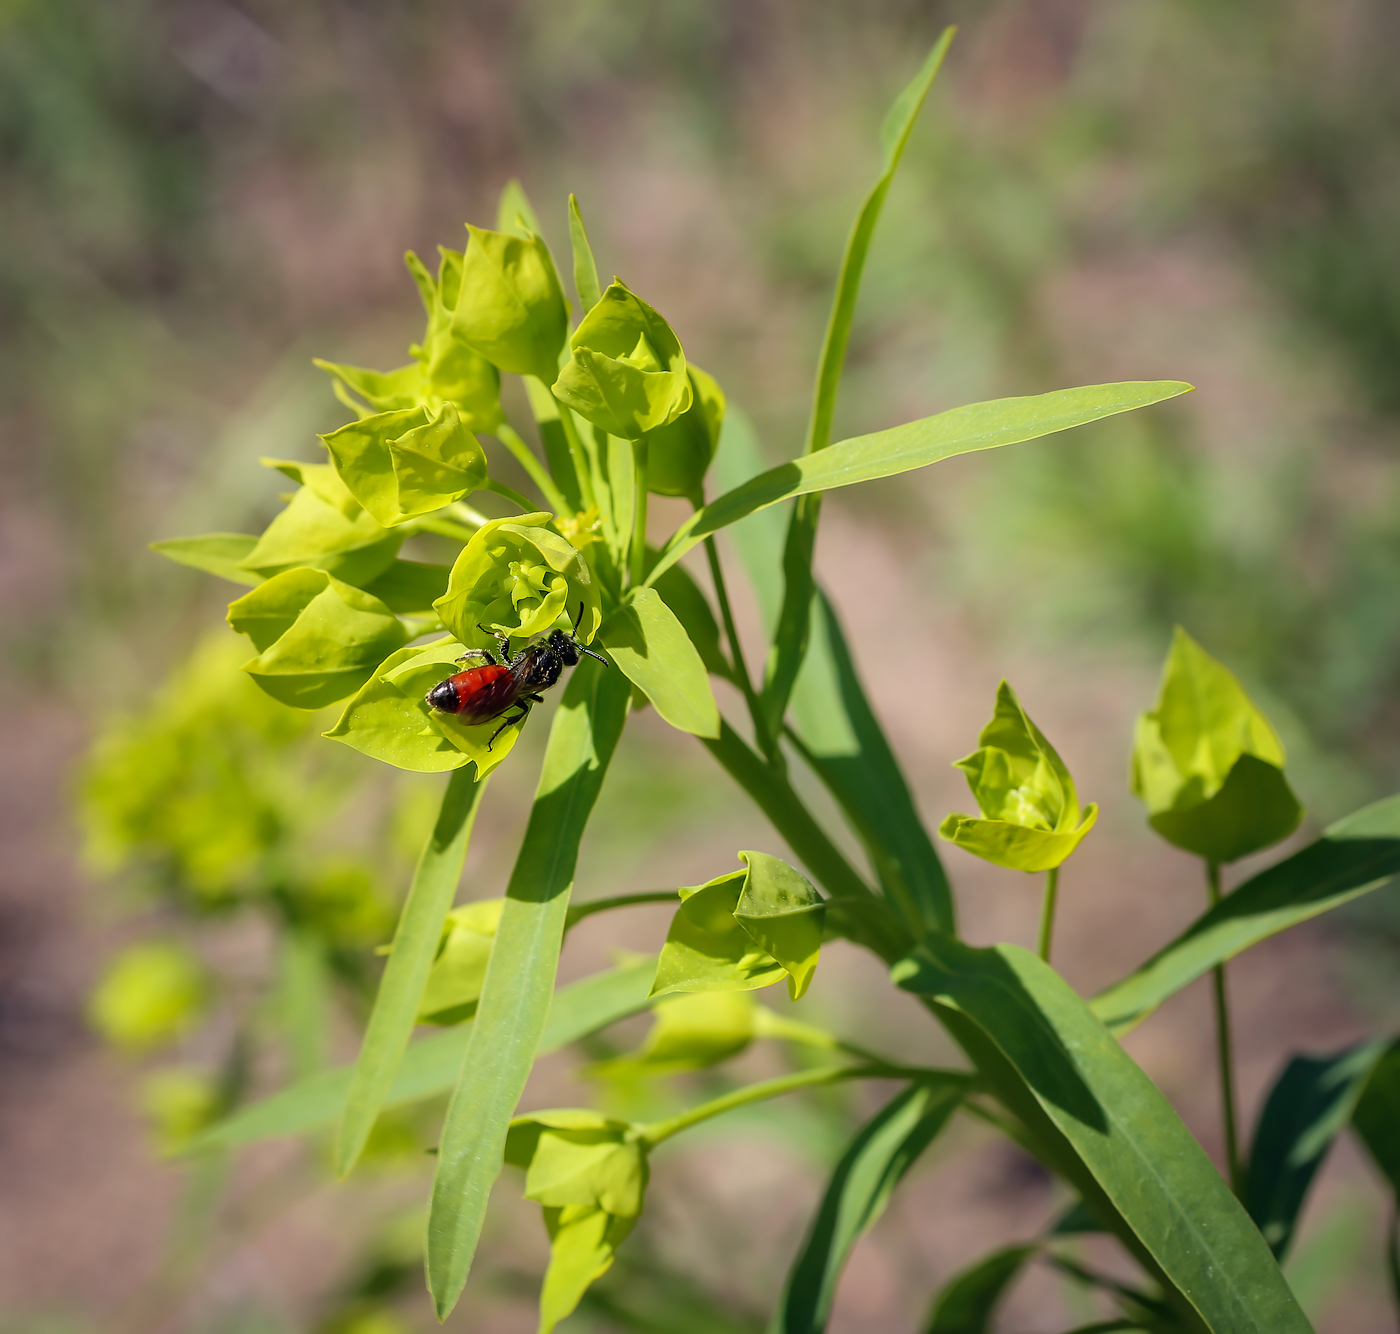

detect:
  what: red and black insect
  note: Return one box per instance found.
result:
[425,604,608,747]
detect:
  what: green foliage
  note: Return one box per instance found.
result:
[922,1245,1036,1334]
[600,587,720,737]
[416,898,503,1025]
[645,364,725,501]
[88,939,210,1053]
[1132,628,1303,864]
[940,680,1097,873]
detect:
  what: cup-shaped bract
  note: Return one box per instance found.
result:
[450,223,569,381]
[433,512,601,652]
[552,279,693,440]
[1131,627,1303,864]
[227,567,409,710]
[939,681,1097,873]
[320,403,487,528]
[505,1109,649,1334]
[644,363,725,500]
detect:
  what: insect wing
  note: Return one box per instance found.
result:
[447,663,519,723]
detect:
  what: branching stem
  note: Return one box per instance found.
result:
[564,891,676,931]
[492,422,568,513]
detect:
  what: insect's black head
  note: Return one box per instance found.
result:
[549,628,580,667]
[426,679,458,713]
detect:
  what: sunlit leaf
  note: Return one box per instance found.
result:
[645,364,725,502]
[150,533,260,585]
[734,850,824,1000]
[360,559,451,613]
[650,872,787,998]
[567,193,602,314]
[649,558,730,682]
[600,586,721,738]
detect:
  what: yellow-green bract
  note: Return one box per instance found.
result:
[1131,627,1303,864]
[650,851,825,1001]
[416,898,505,1026]
[226,566,409,710]
[552,279,692,440]
[88,940,211,1054]
[451,223,569,381]
[644,363,726,501]
[433,512,601,650]
[505,1109,649,1334]
[939,680,1097,872]
[320,403,487,527]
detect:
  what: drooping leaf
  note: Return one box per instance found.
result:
[334,765,486,1176]
[242,460,402,586]
[893,935,1313,1334]
[434,512,601,652]
[1243,1040,1388,1260]
[646,382,1196,587]
[734,850,825,1000]
[426,660,631,1319]
[600,586,721,738]
[790,588,953,935]
[417,898,505,1026]
[452,223,569,381]
[761,30,956,744]
[226,567,409,709]
[774,1078,967,1334]
[359,559,451,613]
[939,680,1097,873]
[1092,793,1400,1034]
[320,403,487,527]
[1131,627,1303,864]
[150,533,260,585]
[553,279,692,440]
[922,1244,1037,1334]
[645,363,725,502]
[181,957,658,1153]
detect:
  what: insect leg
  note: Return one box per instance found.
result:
[486,704,530,750]
[455,647,495,666]
[479,623,514,665]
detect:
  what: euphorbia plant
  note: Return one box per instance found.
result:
[125,28,1400,1333]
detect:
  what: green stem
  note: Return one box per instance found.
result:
[1038,866,1060,964]
[638,1063,938,1147]
[630,436,649,588]
[703,534,769,749]
[564,891,677,931]
[1207,861,1243,1196]
[407,515,479,543]
[493,422,568,513]
[482,478,534,512]
[545,384,598,511]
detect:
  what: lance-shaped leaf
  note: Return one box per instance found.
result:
[553,279,692,440]
[646,382,1195,587]
[320,403,487,527]
[505,1109,649,1334]
[645,363,725,502]
[589,990,759,1081]
[434,512,601,652]
[1353,1043,1400,1195]
[774,1078,967,1334]
[226,567,408,709]
[335,764,485,1176]
[415,898,504,1026]
[650,853,825,1001]
[567,193,602,314]
[182,957,657,1153]
[649,558,731,682]
[893,935,1313,1334]
[939,681,1097,873]
[600,586,721,738]
[151,533,260,585]
[1244,1040,1388,1260]
[1132,628,1303,864]
[923,1244,1037,1334]
[241,460,402,586]
[452,223,568,381]
[1092,793,1400,1033]
[426,661,631,1319]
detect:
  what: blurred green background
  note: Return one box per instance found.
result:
[3,1,1399,1331]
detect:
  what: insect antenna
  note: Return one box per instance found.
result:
[569,600,609,666]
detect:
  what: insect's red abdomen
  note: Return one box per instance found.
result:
[440,664,518,723]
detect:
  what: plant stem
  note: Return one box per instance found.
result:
[1038,866,1060,964]
[481,478,534,512]
[493,422,568,513]
[1206,860,1243,1195]
[546,384,598,511]
[630,436,649,587]
[564,890,676,930]
[638,1062,941,1147]
[703,534,770,749]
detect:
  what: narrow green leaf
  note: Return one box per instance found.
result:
[762,30,955,741]
[648,382,1196,587]
[650,558,730,682]
[774,1078,966,1334]
[426,660,631,1319]
[790,589,953,935]
[181,957,657,1153]
[334,766,486,1176]
[893,936,1313,1334]
[496,177,542,236]
[568,193,602,314]
[923,1244,1036,1334]
[151,533,260,585]
[601,586,721,738]
[1243,1040,1387,1260]
[1092,793,1400,1034]
[1352,1042,1400,1193]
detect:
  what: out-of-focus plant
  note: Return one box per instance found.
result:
[82,28,1400,1334]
